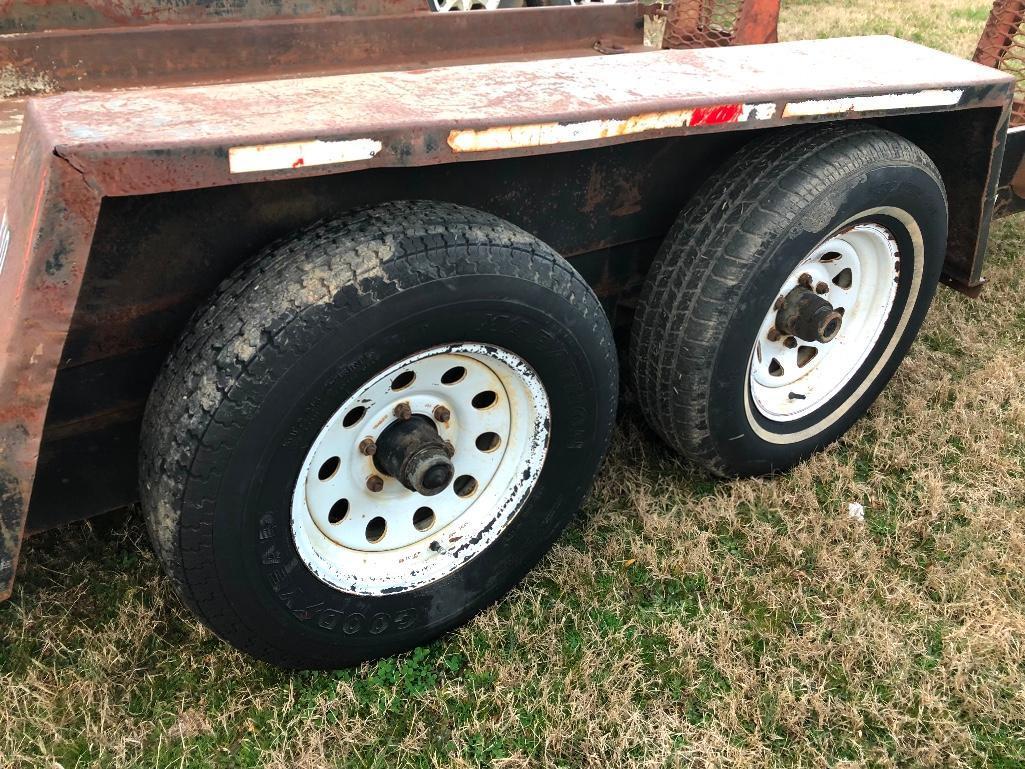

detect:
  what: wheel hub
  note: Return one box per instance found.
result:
[374,414,455,496]
[749,222,901,422]
[774,285,844,344]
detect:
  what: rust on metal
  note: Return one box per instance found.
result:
[974,0,1025,125]
[0,34,1014,600]
[0,5,645,95]
[17,37,1007,198]
[0,106,103,599]
[973,1,1025,218]
[663,0,779,50]
[0,0,424,33]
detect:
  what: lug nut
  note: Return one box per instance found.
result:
[798,273,813,289]
[767,326,782,342]
[366,475,384,492]
[773,296,785,311]
[815,281,829,295]
[393,402,412,421]
[433,405,451,423]
[359,438,377,456]
[784,336,798,349]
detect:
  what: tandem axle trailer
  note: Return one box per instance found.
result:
[1,0,1023,667]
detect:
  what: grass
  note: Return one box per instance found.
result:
[3,1,1025,766]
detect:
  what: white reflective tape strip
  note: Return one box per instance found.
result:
[742,102,778,121]
[448,110,697,153]
[0,211,10,278]
[228,138,383,174]
[447,103,779,154]
[782,89,964,118]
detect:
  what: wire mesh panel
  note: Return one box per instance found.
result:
[974,0,1025,125]
[663,0,746,48]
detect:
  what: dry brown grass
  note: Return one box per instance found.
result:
[2,1,1024,767]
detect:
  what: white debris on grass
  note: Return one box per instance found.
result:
[848,502,866,522]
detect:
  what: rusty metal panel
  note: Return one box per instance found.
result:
[0,6,646,96]
[663,0,778,49]
[972,2,1025,215]
[0,0,424,33]
[0,35,1014,599]
[0,108,102,598]
[29,37,1012,196]
[975,0,1025,125]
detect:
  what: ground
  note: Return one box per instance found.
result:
[2,1,1024,767]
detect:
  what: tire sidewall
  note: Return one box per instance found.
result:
[183,273,614,666]
[707,161,947,475]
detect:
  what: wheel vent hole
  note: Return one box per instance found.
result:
[820,251,843,263]
[366,516,387,543]
[768,359,784,377]
[454,475,478,498]
[833,268,853,290]
[441,366,466,385]
[797,346,818,368]
[318,456,340,481]
[342,405,366,428]
[472,391,497,409]
[475,432,501,452]
[413,507,436,532]
[392,371,416,390]
[328,499,349,524]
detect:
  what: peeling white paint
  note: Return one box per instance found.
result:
[447,102,776,153]
[782,89,964,118]
[448,112,694,153]
[228,137,382,174]
[0,211,10,278]
[291,343,550,596]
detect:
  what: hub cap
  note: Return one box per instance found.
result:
[291,343,550,595]
[749,223,901,422]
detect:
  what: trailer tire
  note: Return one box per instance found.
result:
[139,200,617,669]
[630,125,947,477]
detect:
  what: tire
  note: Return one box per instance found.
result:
[630,125,948,477]
[139,200,617,669]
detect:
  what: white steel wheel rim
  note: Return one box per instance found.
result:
[291,343,550,596]
[749,223,901,422]
[430,0,501,11]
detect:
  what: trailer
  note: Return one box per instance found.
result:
[1,0,1023,669]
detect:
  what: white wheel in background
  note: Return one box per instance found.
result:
[291,344,550,596]
[427,0,501,11]
[749,223,900,422]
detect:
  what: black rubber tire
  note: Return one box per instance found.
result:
[139,201,617,669]
[630,125,948,477]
